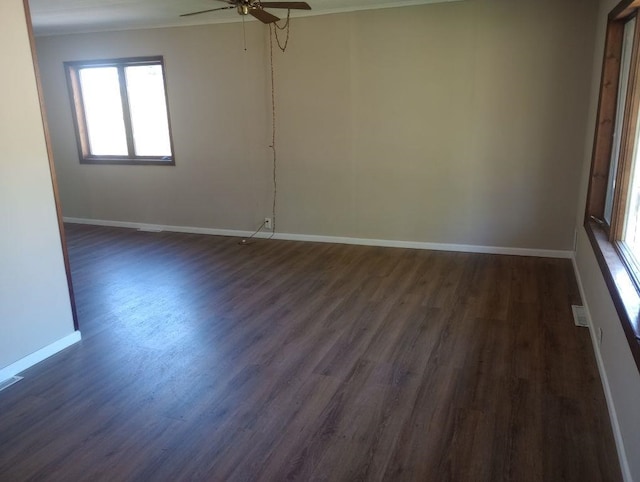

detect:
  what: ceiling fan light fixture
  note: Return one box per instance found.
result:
[181,0,311,23]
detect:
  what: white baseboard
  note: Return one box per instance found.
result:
[0,331,82,384]
[571,256,632,482]
[63,217,573,259]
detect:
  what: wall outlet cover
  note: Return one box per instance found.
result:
[571,305,589,328]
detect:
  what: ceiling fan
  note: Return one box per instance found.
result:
[181,0,311,24]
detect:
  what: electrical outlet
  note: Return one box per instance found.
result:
[264,218,272,230]
[598,327,603,346]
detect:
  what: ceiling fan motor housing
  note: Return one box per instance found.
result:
[237,0,261,15]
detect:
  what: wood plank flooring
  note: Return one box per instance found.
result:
[0,224,622,481]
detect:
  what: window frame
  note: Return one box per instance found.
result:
[64,56,176,166]
[586,0,640,372]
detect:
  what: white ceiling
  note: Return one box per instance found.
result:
[29,0,462,36]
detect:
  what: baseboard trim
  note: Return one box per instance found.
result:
[571,256,632,482]
[0,331,82,384]
[63,217,573,259]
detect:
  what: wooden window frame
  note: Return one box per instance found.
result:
[64,56,175,166]
[586,0,640,372]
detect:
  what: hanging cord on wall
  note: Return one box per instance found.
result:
[267,13,291,239]
[268,12,291,237]
[273,9,292,52]
[268,23,278,239]
[241,14,291,245]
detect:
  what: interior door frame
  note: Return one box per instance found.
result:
[23,0,79,331]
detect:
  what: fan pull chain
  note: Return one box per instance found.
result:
[242,15,247,51]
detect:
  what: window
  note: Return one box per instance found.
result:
[586,0,640,371]
[65,56,175,165]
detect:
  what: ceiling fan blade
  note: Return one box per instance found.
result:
[180,6,235,17]
[260,2,311,9]
[250,8,280,23]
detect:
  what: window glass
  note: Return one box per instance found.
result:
[623,110,640,259]
[65,57,174,164]
[78,67,128,156]
[605,17,636,224]
[125,64,172,157]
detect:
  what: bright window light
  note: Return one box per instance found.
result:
[65,57,174,165]
[79,67,128,156]
[125,65,172,157]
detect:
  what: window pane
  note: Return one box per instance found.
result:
[605,19,636,224]
[623,113,640,258]
[605,18,636,224]
[79,67,128,156]
[125,65,172,157]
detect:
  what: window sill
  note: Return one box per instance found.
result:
[80,157,174,166]
[585,220,640,371]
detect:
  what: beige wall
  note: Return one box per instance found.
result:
[0,1,76,370]
[36,0,597,250]
[574,0,640,480]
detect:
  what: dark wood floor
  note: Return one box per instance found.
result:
[0,224,621,481]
